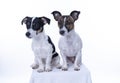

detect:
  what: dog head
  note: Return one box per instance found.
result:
[21,16,50,38]
[52,10,80,36]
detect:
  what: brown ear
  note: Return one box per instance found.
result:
[70,10,80,21]
[51,11,62,21]
[41,17,50,24]
[21,16,28,25]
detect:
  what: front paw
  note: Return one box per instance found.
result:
[45,67,52,72]
[56,64,62,69]
[37,68,44,73]
[31,64,39,69]
[62,66,68,71]
[74,66,80,71]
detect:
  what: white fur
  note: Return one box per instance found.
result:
[22,17,60,72]
[31,30,53,72]
[59,29,82,70]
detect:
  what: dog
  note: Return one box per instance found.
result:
[52,10,82,71]
[21,16,61,72]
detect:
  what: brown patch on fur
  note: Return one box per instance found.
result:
[36,28,43,34]
[58,16,64,28]
[65,16,74,31]
[58,16,74,31]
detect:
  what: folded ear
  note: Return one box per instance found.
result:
[21,16,28,25]
[41,17,50,24]
[70,10,80,21]
[51,11,62,21]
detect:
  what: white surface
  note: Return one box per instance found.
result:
[30,64,92,83]
[0,0,120,83]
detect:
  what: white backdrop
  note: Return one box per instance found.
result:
[0,0,120,83]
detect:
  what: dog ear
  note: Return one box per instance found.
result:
[51,11,62,21]
[41,17,50,25]
[70,10,80,21]
[21,16,28,25]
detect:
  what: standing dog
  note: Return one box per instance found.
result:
[21,16,61,72]
[52,11,82,71]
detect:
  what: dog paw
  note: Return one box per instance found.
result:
[74,67,80,71]
[56,64,62,69]
[62,67,68,71]
[37,69,44,73]
[57,66,62,69]
[45,68,52,72]
[31,64,39,69]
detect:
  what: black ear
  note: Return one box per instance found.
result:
[51,11,62,21]
[41,17,50,24]
[70,10,80,21]
[21,16,28,25]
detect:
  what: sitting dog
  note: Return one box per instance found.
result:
[21,16,61,72]
[52,11,82,71]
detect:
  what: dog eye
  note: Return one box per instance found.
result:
[58,22,62,25]
[26,22,30,25]
[32,23,35,26]
[66,22,72,25]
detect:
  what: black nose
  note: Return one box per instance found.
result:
[26,32,31,38]
[60,30,65,35]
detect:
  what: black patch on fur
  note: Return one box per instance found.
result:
[24,17,32,29]
[32,17,44,31]
[47,36,58,59]
[52,52,59,59]
[22,17,45,31]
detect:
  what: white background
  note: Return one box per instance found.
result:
[0,0,120,83]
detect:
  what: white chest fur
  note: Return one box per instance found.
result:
[59,30,82,57]
[32,33,52,59]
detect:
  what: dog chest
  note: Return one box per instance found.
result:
[59,37,82,57]
[32,39,52,58]
[59,41,80,56]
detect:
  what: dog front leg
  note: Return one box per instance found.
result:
[74,50,82,71]
[61,52,68,71]
[45,55,52,72]
[31,56,39,69]
[37,57,44,73]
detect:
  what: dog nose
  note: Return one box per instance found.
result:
[26,32,31,38]
[60,30,65,35]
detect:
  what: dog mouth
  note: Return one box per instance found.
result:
[26,35,32,38]
[27,36,32,38]
[25,28,43,38]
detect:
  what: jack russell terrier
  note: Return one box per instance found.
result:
[52,10,82,71]
[21,16,61,72]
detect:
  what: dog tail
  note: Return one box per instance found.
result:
[51,52,61,69]
[52,52,59,59]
